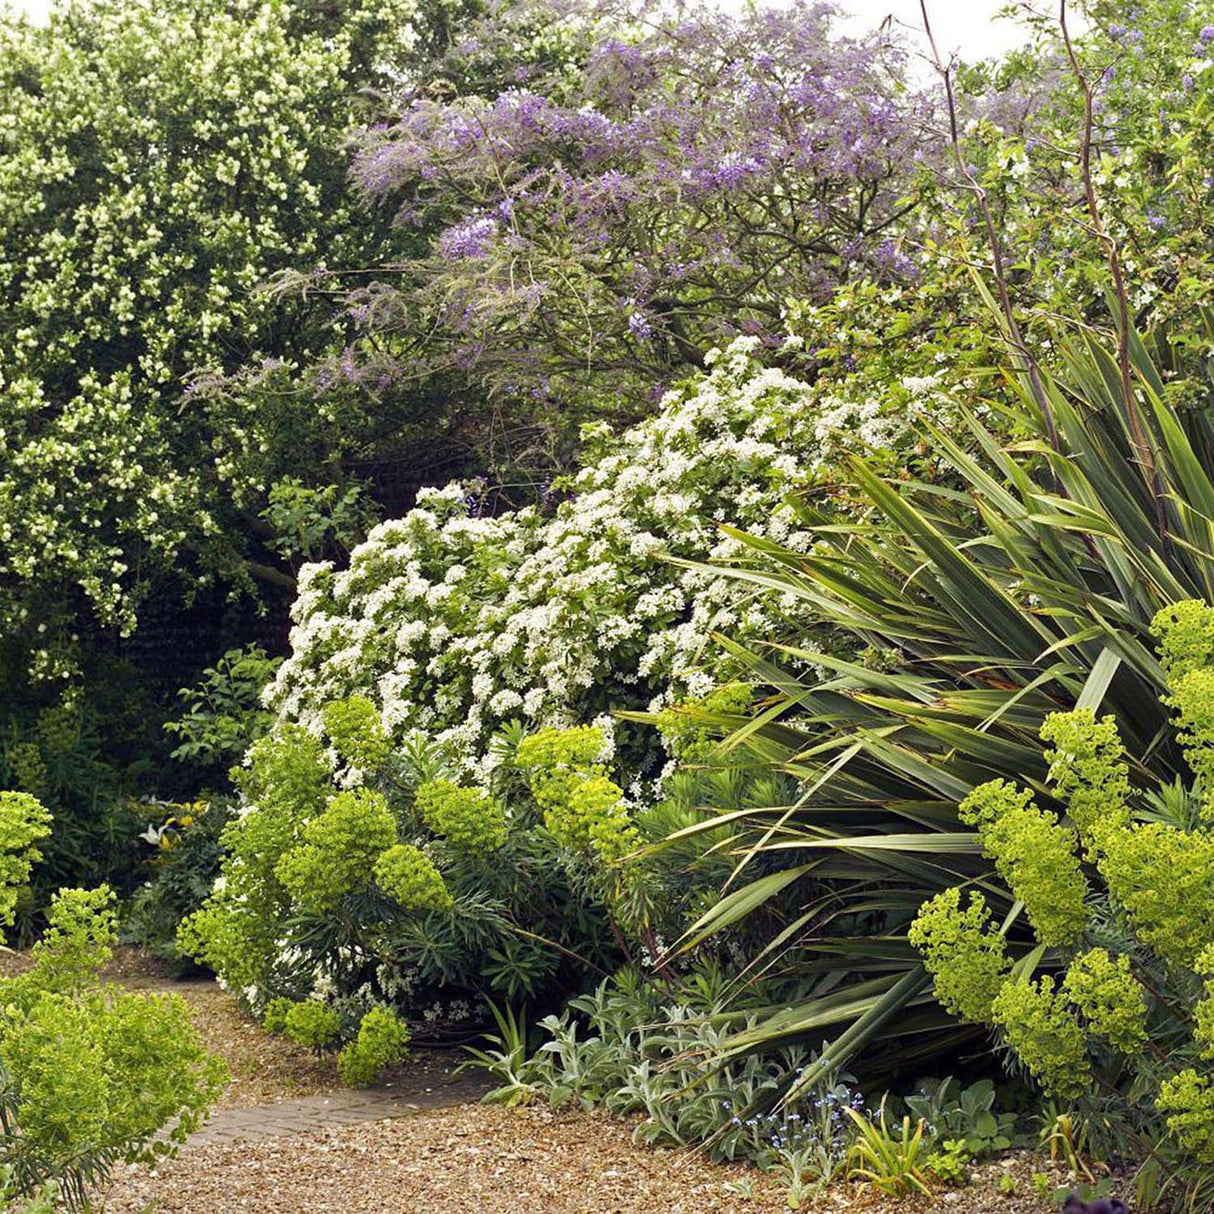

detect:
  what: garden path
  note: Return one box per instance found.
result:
[111,963,492,1146]
[187,1066,491,1146]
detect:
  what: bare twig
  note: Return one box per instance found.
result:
[1058,0,1167,545]
[918,0,1059,453]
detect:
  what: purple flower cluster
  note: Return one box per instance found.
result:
[342,0,934,401]
[438,215,498,261]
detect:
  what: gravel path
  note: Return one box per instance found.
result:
[102,1105,791,1213]
[63,953,1077,1213]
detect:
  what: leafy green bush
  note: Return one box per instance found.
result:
[120,798,233,967]
[0,794,51,926]
[337,1007,411,1087]
[267,339,940,788]
[0,683,151,914]
[0,881,225,1208]
[906,601,1214,1173]
[280,1001,343,1056]
[165,647,283,779]
[179,703,623,1029]
[643,282,1214,1093]
[0,0,478,680]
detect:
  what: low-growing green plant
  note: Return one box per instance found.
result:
[846,1102,935,1198]
[924,1138,971,1187]
[1038,1108,1095,1184]
[0,1167,56,1213]
[337,1007,411,1087]
[903,1078,1016,1158]
[467,970,862,1180]
[281,1001,343,1056]
[262,997,293,1037]
[461,1003,544,1108]
[0,873,225,1208]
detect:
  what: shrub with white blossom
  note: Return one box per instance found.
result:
[268,337,949,784]
[179,338,956,1028]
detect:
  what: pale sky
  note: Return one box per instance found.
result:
[9,0,1042,60]
[838,0,1041,63]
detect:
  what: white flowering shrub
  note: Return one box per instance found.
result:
[270,338,929,779]
[0,0,458,679]
[182,339,955,1034]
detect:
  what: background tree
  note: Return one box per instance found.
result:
[303,0,933,455]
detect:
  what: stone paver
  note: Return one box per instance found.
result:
[189,1068,492,1147]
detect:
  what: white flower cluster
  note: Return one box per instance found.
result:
[268,339,911,780]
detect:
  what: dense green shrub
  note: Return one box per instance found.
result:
[0,796,224,1208]
[0,794,51,927]
[178,702,625,1025]
[337,1007,411,1087]
[119,797,235,966]
[280,1001,343,1055]
[908,602,1214,1170]
[638,285,1214,1201]
[0,0,489,680]
[209,337,937,1039]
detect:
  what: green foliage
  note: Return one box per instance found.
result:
[1156,1070,1214,1165]
[281,1001,342,1055]
[845,1104,935,1198]
[0,0,475,677]
[1039,710,1133,851]
[467,972,859,1183]
[337,1007,410,1087]
[262,997,292,1036]
[177,725,330,989]
[1156,602,1214,824]
[655,683,754,765]
[275,789,397,911]
[414,780,507,855]
[923,1138,971,1188]
[0,793,52,926]
[0,887,225,1208]
[181,707,621,1025]
[959,781,1087,947]
[903,1078,1015,1158]
[635,239,1214,1179]
[262,479,377,565]
[120,798,231,966]
[0,684,148,911]
[990,977,1090,1103]
[373,843,452,912]
[1062,950,1148,1055]
[907,890,1008,1024]
[322,697,393,774]
[1096,820,1214,971]
[165,647,282,776]
[516,727,637,863]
